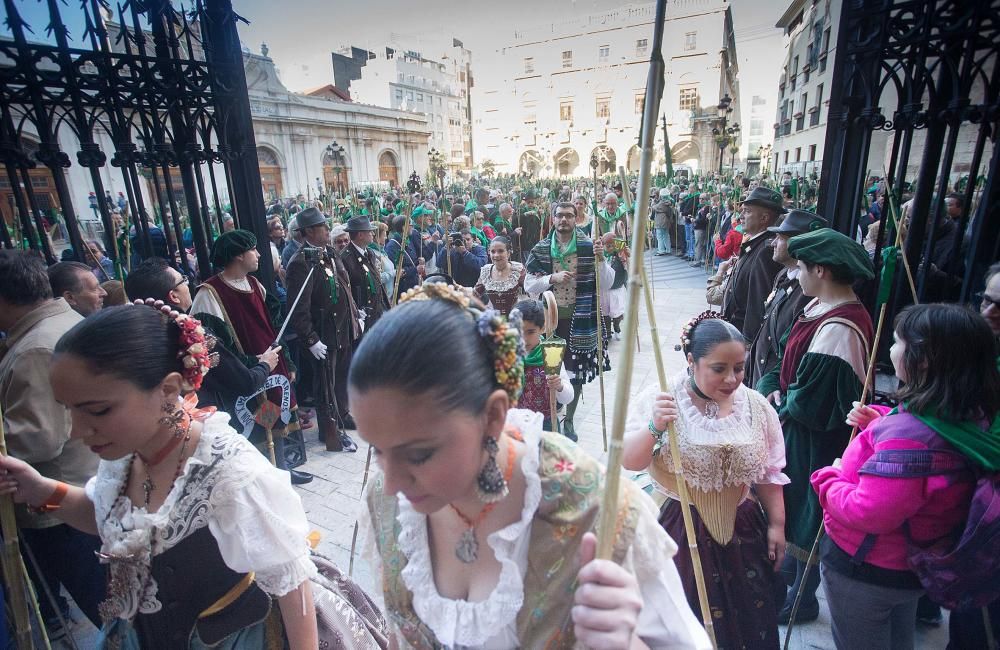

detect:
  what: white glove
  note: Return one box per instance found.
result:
[309,340,328,360]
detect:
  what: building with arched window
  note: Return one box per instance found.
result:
[474,1,740,178]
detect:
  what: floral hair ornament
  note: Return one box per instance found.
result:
[477,308,527,405]
[676,309,724,353]
[132,299,217,392]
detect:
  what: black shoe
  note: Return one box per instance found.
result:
[340,413,357,430]
[561,419,578,442]
[290,469,314,485]
[336,433,358,453]
[777,599,819,625]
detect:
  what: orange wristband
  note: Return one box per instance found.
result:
[29,481,69,514]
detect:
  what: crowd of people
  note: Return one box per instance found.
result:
[0,171,997,650]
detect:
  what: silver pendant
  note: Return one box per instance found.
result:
[455,528,478,564]
[704,400,720,419]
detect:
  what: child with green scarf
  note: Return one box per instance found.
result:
[513,299,573,433]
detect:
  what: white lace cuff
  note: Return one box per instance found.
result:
[255,553,318,597]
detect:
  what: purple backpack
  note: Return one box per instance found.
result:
[859,447,1000,611]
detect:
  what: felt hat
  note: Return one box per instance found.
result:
[741,187,787,214]
[768,209,829,236]
[210,229,256,268]
[344,215,376,232]
[295,207,326,230]
[787,228,875,280]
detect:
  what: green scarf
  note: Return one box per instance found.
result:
[598,207,626,232]
[470,226,488,248]
[326,269,339,305]
[912,407,1000,472]
[524,344,544,367]
[550,230,577,271]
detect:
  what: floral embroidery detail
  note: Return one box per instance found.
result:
[553,459,575,474]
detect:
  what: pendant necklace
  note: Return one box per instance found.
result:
[688,376,721,419]
[135,432,191,508]
[449,439,516,564]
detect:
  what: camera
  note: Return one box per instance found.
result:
[450,232,465,246]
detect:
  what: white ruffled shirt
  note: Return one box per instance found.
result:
[373,409,711,649]
[85,413,316,620]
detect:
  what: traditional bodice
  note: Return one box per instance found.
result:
[87,414,316,625]
[476,262,524,313]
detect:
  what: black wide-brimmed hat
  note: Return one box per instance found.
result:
[741,187,787,214]
[344,215,376,232]
[768,209,828,235]
[295,207,326,230]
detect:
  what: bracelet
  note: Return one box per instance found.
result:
[28,481,69,514]
[648,420,666,440]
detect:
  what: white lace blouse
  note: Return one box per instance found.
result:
[85,412,317,621]
[369,409,711,649]
[627,374,789,500]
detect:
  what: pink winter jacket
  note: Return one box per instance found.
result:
[810,406,975,571]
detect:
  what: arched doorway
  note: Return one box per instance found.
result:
[378,151,399,186]
[590,145,616,175]
[0,137,64,237]
[626,145,641,173]
[257,147,284,200]
[518,150,544,176]
[670,140,701,170]
[322,147,350,195]
[554,148,580,176]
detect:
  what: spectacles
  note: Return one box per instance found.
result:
[173,276,188,290]
[977,292,1000,310]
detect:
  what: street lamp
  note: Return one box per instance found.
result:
[714,94,735,174]
[428,148,446,191]
[324,141,347,198]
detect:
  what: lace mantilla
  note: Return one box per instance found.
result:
[396,408,543,648]
[478,262,524,293]
[88,413,313,621]
[657,374,770,492]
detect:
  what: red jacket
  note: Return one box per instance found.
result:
[714,228,743,260]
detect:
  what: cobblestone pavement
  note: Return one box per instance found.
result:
[55,252,947,649]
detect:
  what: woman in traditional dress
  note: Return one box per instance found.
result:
[623,312,788,650]
[0,303,387,649]
[351,283,710,649]
[574,193,595,236]
[474,236,525,314]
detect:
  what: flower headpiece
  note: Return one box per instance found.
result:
[677,309,724,353]
[399,282,526,404]
[132,299,216,391]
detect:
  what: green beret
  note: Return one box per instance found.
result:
[211,229,257,268]
[787,228,874,281]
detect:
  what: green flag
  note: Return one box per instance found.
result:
[877,245,898,307]
[664,128,674,184]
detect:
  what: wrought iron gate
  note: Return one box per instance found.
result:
[0,0,274,286]
[819,0,999,311]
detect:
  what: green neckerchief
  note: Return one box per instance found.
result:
[524,344,544,367]
[550,230,577,271]
[598,206,626,231]
[326,266,339,305]
[493,215,512,233]
[892,403,1000,471]
[470,226,488,248]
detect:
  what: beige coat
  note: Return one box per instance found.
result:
[0,299,98,527]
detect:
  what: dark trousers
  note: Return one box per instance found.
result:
[312,341,353,430]
[21,524,106,628]
[781,554,821,610]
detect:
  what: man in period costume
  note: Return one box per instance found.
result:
[524,202,612,440]
[756,228,874,624]
[721,187,787,339]
[747,210,828,387]
[190,230,302,448]
[597,192,628,237]
[341,215,390,337]
[285,207,360,452]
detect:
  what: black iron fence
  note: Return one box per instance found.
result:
[820,0,999,314]
[0,0,273,287]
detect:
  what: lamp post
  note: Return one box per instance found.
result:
[713,93,736,175]
[324,141,347,198]
[428,148,445,191]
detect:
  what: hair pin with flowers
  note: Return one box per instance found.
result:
[132,299,218,391]
[477,308,526,404]
[676,309,724,353]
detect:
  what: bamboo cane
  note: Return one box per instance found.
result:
[348,445,374,577]
[638,258,716,645]
[591,169,609,453]
[0,403,38,649]
[391,198,414,306]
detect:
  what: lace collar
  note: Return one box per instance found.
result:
[481,262,523,293]
[395,408,543,648]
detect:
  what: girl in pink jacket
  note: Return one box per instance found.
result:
[810,303,1000,650]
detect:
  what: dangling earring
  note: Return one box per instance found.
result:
[476,436,509,503]
[158,401,187,439]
